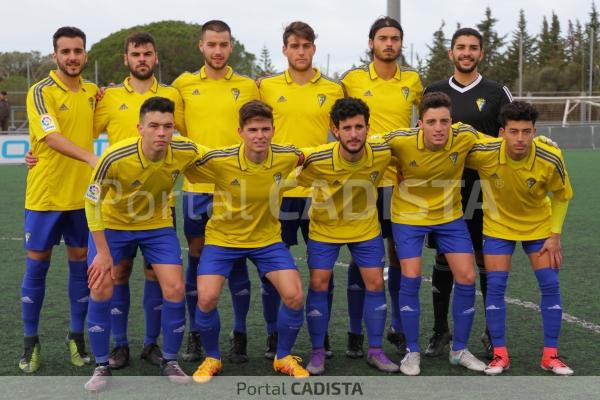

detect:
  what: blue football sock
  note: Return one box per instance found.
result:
[363,290,387,348]
[347,261,365,334]
[161,299,185,361]
[185,254,200,332]
[21,258,50,337]
[87,298,111,364]
[143,279,162,347]
[387,266,403,333]
[451,282,476,351]
[399,275,421,352]
[229,259,251,333]
[276,303,304,359]
[306,289,329,349]
[535,268,562,348]
[68,260,89,333]
[195,306,221,359]
[485,271,509,347]
[327,271,335,322]
[110,283,130,347]
[261,280,280,334]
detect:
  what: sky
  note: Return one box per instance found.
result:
[2,0,596,76]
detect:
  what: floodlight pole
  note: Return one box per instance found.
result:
[387,0,401,24]
[589,27,594,121]
[518,33,523,97]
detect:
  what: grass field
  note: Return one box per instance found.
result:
[1,149,599,377]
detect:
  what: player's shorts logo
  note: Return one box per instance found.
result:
[40,114,56,132]
[476,98,486,111]
[85,183,101,203]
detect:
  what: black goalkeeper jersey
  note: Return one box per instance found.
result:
[424,74,513,137]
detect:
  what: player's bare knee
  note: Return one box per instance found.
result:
[454,270,476,285]
[27,250,52,261]
[365,276,384,292]
[197,292,218,312]
[162,281,185,302]
[113,262,133,284]
[309,275,329,291]
[281,290,303,310]
[66,247,87,262]
[143,267,158,281]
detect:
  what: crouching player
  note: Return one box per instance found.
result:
[466,101,574,375]
[384,92,487,375]
[298,98,399,375]
[84,97,206,392]
[189,100,308,382]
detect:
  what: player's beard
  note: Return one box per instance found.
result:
[373,47,400,63]
[453,57,479,74]
[205,57,228,71]
[339,139,365,155]
[57,60,85,78]
[130,64,155,80]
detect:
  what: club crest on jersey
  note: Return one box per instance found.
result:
[40,114,56,132]
[192,89,200,96]
[231,88,240,101]
[172,170,180,182]
[85,183,101,204]
[370,171,379,183]
[317,94,326,107]
[88,97,95,109]
[273,172,282,185]
[527,177,537,190]
[449,152,459,166]
[409,160,418,167]
[491,173,504,188]
[402,86,410,100]
[476,98,486,111]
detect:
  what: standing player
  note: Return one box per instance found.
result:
[466,102,574,376]
[300,98,399,375]
[340,16,422,357]
[172,20,259,363]
[20,27,98,373]
[93,31,187,369]
[189,100,308,382]
[258,21,344,359]
[84,97,204,392]
[385,92,487,376]
[423,27,513,357]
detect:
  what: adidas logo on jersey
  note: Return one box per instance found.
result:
[307,309,323,318]
[88,325,104,333]
[119,103,128,110]
[364,90,373,97]
[110,308,123,315]
[332,180,342,186]
[490,173,500,180]
[375,304,387,311]
[277,95,287,103]
[21,296,34,304]
[235,289,250,296]
[409,160,419,167]
[230,179,240,186]
[59,103,69,112]
[131,179,142,188]
[400,305,415,312]
[173,325,186,333]
[192,89,200,95]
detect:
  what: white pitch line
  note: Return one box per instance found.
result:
[4,237,600,334]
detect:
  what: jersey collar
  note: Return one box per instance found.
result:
[238,143,273,170]
[332,141,374,171]
[49,70,86,92]
[123,76,159,94]
[284,68,322,84]
[136,137,174,168]
[368,62,401,81]
[448,74,482,93]
[499,139,536,170]
[200,65,234,80]
[417,128,454,151]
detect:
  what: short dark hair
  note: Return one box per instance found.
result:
[139,96,174,120]
[53,26,86,51]
[368,16,403,41]
[418,92,452,119]
[124,32,156,53]
[201,20,231,39]
[239,100,273,128]
[451,27,483,49]
[0,91,6,96]
[499,101,539,127]
[330,98,370,128]
[283,21,316,46]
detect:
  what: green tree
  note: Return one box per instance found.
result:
[476,7,507,79]
[584,2,600,92]
[0,51,53,83]
[499,9,537,92]
[254,45,276,78]
[86,20,255,85]
[423,21,451,86]
[537,13,566,68]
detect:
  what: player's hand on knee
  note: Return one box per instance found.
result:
[539,233,562,268]
[87,252,115,289]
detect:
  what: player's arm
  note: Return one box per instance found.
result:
[413,75,424,106]
[44,132,98,168]
[183,153,215,184]
[172,90,187,136]
[93,90,110,139]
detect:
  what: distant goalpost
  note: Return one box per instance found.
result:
[514,96,600,127]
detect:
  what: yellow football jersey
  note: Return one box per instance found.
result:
[94,76,186,145]
[385,123,481,225]
[185,143,303,248]
[25,70,98,211]
[86,136,204,230]
[466,138,573,240]
[297,141,392,243]
[341,63,423,187]
[172,66,259,193]
[258,68,344,197]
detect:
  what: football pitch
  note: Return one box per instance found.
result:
[1,149,599,377]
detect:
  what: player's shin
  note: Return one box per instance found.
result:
[535,268,562,348]
[363,290,387,347]
[276,303,304,359]
[229,260,251,333]
[21,258,50,336]
[161,299,186,361]
[261,280,281,334]
[485,271,509,347]
[185,254,199,331]
[306,289,329,349]
[195,307,221,359]
[68,260,89,333]
[347,262,365,334]
[87,298,111,365]
[143,280,162,346]
[399,275,422,352]
[110,283,130,346]
[451,282,476,351]
[387,266,403,333]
